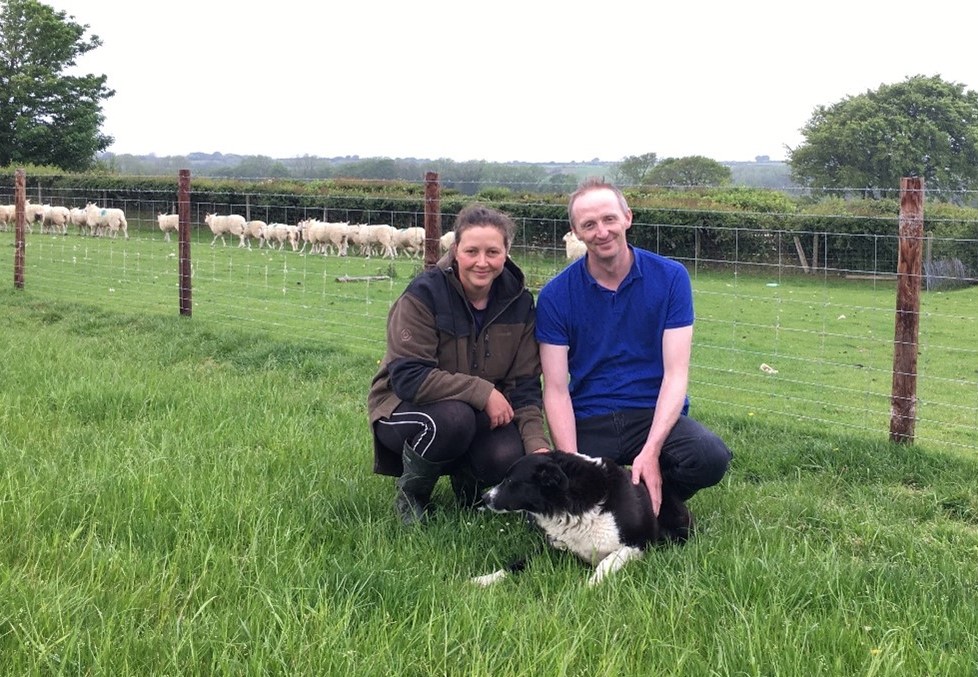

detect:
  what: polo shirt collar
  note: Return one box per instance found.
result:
[580,245,642,291]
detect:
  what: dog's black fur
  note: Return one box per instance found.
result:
[471,450,668,586]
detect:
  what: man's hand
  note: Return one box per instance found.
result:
[631,450,662,516]
[485,389,514,429]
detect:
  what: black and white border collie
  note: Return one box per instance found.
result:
[471,450,665,587]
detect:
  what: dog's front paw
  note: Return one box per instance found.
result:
[469,569,509,587]
[546,535,569,551]
[588,546,644,587]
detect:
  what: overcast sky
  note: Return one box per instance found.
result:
[44,0,978,164]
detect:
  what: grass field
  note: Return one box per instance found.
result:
[2,228,978,674]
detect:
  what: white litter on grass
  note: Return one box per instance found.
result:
[838,314,846,320]
[760,363,778,374]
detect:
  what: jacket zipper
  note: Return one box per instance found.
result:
[471,295,517,373]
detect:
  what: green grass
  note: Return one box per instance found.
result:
[3,225,978,673]
[2,270,978,673]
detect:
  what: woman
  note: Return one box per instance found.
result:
[368,204,550,524]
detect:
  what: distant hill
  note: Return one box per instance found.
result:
[99,152,799,191]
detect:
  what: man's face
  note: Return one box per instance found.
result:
[570,188,632,261]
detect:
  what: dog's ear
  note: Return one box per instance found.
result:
[534,461,569,493]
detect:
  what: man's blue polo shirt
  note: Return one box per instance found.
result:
[535,246,693,420]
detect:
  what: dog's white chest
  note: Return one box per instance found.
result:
[535,508,623,565]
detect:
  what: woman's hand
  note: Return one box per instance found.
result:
[484,389,514,429]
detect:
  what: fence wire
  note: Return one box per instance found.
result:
[2,182,976,455]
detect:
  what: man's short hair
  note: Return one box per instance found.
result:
[567,178,630,228]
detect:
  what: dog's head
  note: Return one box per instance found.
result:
[481,452,570,516]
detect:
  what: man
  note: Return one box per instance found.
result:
[535,178,731,542]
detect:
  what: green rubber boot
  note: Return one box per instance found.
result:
[394,442,447,525]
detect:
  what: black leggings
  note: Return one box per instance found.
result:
[374,400,524,484]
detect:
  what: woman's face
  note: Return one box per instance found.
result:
[454,224,507,303]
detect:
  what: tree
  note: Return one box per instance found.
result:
[481,163,548,192]
[0,0,114,170]
[788,75,978,198]
[544,172,578,194]
[613,152,658,185]
[214,155,291,178]
[646,155,731,187]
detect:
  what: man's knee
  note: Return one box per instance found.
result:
[697,433,732,487]
[664,421,732,498]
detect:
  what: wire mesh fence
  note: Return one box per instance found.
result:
[2,176,976,455]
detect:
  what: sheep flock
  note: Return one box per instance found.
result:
[195,215,436,259]
[2,202,583,260]
[0,200,128,239]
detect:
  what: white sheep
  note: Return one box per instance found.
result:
[69,206,89,235]
[321,221,351,256]
[1,201,44,234]
[284,224,301,251]
[393,227,425,258]
[439,231,454,253]
[243,220,266,249]
[298,218,329,254]
[564,231,586,260]
[19,200,44,233]
[81,202,102,236]
[41,205,70,234]
[30,203,51,232]
[346,224,369,256]
[350,223,396,258]
[25,200,45,224]
[157,213,179,242]
[0,204,14,232]
[84,203,128,239]
[262,222,292,250]
[295,218,313,253]
[204,213,246,247]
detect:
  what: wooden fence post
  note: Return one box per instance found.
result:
[889,176,924,443]
[13,169,26,289]
[178,169,192,316]
[793,236,810,273]
[424,171,441,269]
